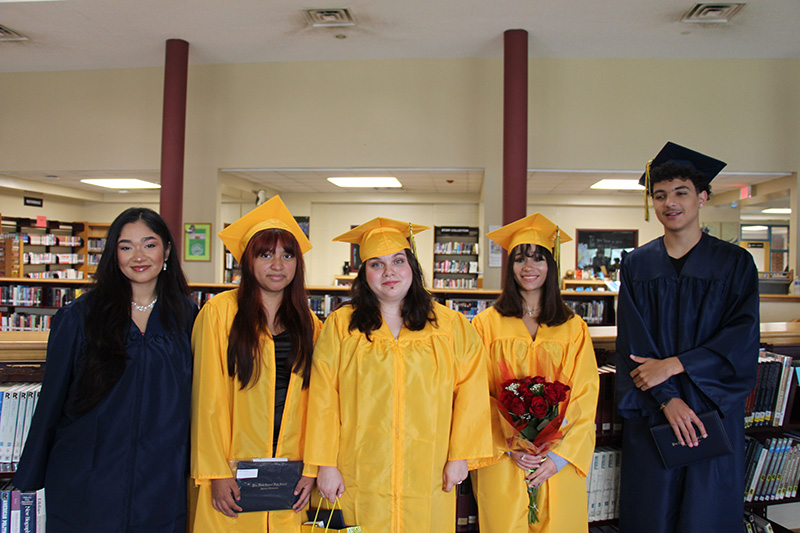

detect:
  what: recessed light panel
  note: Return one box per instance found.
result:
[327,177,402,188]
[81,179,160,189]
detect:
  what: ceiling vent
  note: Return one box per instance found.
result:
[0,24,28,42]
[304,8,355,27]
[681,3,745,23]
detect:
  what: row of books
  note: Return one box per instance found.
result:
[0,314,52,332]
[23,254,83,266]
[432,278,479,289]
[0,483,45,533]
[744,433,800,503]
[24,234,81,247]
[587,446,621,522]
[745,351,796,428]
[565,300,606,325]
[443,299,489,321]
[25,270,84,280]
[86,238,106,253]
[595,366,622,438]
[454,475,478,532]
[433,260,479,274]
[433,242,479,255]
[0,286,85,308]
[308,295,351,319]
[0,384,41,466]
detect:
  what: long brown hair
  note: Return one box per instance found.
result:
[493,244,573,327]
[227,228,315,389]
[347,249,436,340]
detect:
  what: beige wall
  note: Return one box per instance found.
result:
[2,57,799,286]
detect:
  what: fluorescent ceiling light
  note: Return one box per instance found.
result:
[761,208,791,214]
[81,179,161,189]
[742,225,768,232]
[327,177,402,188]
[590,179,644,190]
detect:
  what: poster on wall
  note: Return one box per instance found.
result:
[184,223,211,262]
[488,225,502,267]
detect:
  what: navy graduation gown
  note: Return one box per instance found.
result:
[615,233,759,533]
[15,294,197,533]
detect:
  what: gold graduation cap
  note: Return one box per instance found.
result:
[334,217,429,261]
[486,213,572,255]
[218,195,312,263]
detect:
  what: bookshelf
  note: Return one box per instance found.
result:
[0,216,88,280]
[75,222,110,278]
[433,226,480,290]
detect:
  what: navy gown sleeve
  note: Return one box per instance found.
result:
[14,303,82,490]
[674,250,760,411]
[616,256,680,415]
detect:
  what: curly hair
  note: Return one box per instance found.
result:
[649,161,711,197]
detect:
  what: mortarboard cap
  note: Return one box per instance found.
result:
[639,141,726,189]
[334,217,429,261]
[639,142,726,221]
[485,213,572,255]
[218,195,312,263]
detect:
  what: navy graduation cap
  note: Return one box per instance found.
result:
[639,141,727,220]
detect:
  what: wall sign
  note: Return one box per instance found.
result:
[184,223,211,262]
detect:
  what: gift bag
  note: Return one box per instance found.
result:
[301,498,362,532]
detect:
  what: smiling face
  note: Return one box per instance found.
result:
[652,178,707,234]
[364,251,413,306]
[116,219,169,290]
[512,245,548,294]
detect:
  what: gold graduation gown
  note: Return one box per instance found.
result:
[304,302,493,533]
[469,307,599,533]
[190,289,322,532]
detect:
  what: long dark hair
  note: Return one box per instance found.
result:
[74,208,190,414]
[494,244,573,327]
[227,228,315,389]
[348,248,436,339]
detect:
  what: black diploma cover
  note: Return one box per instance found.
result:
[650,410,733,469]
[235,460,303,512]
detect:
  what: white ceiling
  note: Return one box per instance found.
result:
[0,0,796,214]
[1,0,798,74]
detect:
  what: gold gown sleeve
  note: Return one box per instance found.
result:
[190,294,234,482]
[447,310,493,462]
[303,309,343,467]
[548,317,599,477]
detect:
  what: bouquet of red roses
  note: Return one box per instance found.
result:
[496,362,571,524]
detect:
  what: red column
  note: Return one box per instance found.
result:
[159,39,189,256]
[503,29,528,226]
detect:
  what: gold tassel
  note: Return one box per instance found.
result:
[644,159,653,222]
[554,228,562,276]
[408,223,418,258]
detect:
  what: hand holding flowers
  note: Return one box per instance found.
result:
[496,372,571,524]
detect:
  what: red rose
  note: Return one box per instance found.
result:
[529,396,548,418]
[543,386,560,405]
[550,381,570,402]
[532,376,546,385]
[510,397,527,417]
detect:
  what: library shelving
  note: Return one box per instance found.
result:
[0,216,87,280]
[433,226,480,290]
[75,222,110,278]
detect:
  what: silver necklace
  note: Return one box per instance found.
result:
[131,297,158,312]
[523,305,539,317]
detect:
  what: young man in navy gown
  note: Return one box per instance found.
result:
[616,142,760,533]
